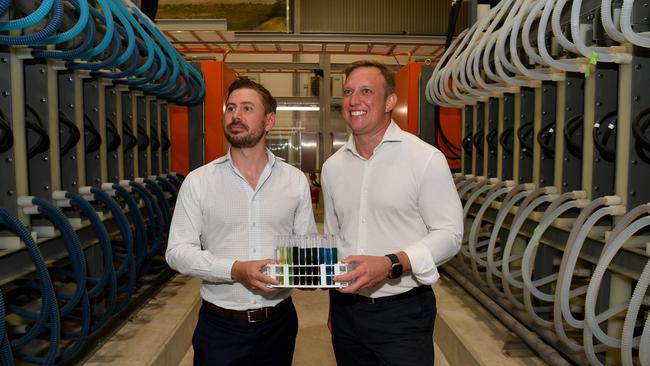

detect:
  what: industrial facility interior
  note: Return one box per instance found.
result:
[1,0,650,365]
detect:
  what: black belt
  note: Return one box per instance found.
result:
[330,285,432,305]
[202,297,291,323]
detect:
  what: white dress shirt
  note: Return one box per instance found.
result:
[166,149,317,310]
[322,121,463,298]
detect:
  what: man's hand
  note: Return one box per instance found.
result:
[231,259,279,292]
[333,255,391,293]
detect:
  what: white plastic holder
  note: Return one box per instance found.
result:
[264,263,350,288]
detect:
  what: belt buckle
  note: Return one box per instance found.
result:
[246,308,269,323]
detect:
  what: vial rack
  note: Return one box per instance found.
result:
[266,234,349,288]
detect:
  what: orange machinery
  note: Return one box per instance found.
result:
[170,61,237,175]
[393,62,461,170]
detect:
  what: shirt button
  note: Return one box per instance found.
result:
[253,249,257,253]
[361,218,366,223]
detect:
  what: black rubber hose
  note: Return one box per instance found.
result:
[564,115,583,159]
[161,133,171,151]
[499,127,514,156]
[105,118,122,152]
[537,121,556,159]
[0,108,12,153]
[473,130,484,156]
[58,112,81,157]
[122,123,138,152]
[25,104,50,159]
[149,128,160,151]
[486,127,499,156]
[137,124,150,152]
[592,112,617,162]
[83,113,102,154]
[632,108,650,163]
[517,121,534,158]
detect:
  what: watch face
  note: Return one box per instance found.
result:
[390,263,403,279]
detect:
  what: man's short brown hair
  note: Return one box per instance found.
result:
[344,60,396,95]
[227,78,277,114]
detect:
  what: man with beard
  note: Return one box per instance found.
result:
[166,78,317,366]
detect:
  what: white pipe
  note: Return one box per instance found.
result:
[537,0,588,73]
[570,0,632,63]
[620,0,650,48]
[601,0,628,42]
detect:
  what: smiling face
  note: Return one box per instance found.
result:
[224,88,275,149]
[341,66,397,137]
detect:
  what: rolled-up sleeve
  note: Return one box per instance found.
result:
[404,152,463,284]
[165,172,235,282]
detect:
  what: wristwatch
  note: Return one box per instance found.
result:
[385,253,403,279]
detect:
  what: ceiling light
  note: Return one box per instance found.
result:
[276,105,320,111]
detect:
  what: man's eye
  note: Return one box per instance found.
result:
[244,106,253,112]
[362,88,372,95]
[342,89,352,96]
[226,106,235,112]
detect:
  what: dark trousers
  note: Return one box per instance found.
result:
[330,288,437,366]
[192,299,298,366]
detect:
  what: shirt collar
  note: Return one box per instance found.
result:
[344,120,404,156]
[213,148,278,169]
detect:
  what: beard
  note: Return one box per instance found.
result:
[225,121,266,148]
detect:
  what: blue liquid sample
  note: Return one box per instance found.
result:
[324,248,332,285]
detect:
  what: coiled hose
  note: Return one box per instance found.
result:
[62,191,116,333]
[90,187,135,313]
[129,181,169,284]
[0,0,64,46]
[0,288,14,366]
[24,198,90,364]
[112,184,148,282]
[0,207,60,366]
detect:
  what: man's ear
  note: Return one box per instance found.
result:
[265,112,276,132]
[385,93,397,113]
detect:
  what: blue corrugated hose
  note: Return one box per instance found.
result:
[0,208,60,366]
[0,0,64,46]
[90,187,136,313]
[1,289,14,366]
[0,0,54,30]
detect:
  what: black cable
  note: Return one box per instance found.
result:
[592,112,617,162]
[0,108,12,154]
[517,121,535,158]
[58,112,81,157]
[486,127,498,156]
[537,121,556,159]
[25,104,50,159]
[83,113,102,154]
[632,108,650,163]
[499,127,514,156]
[444,0,463,51]
[149,128,160,151]
[462,133,473,155]
[473,129,484,156]
[122,123,138,152]
[434,118,461,160]
[564,115,583,159]
[161,133,171,151]
[137,124,150,152]
[105,118,122,153]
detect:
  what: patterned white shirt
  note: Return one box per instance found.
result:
[322,121,463,298]
[166,149,317,310]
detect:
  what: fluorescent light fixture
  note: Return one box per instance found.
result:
[276,105,320,111]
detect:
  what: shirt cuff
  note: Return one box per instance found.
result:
[404,242,440,284]
[212,257,237,282]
